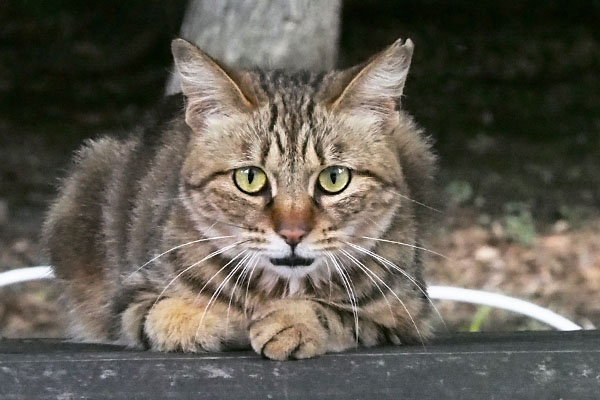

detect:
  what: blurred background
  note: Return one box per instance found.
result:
[0,0,599,337]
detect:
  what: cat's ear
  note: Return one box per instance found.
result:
[329,38,414,120]
[171,39,256,130]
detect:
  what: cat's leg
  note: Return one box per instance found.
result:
[249,297,430,360]
[121,295,249,352]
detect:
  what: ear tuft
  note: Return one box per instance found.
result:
[171,39,254,130]
[331,38,415,118]
[171,38,198,68]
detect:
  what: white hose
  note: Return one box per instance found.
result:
[428,285,582,331]
[0,267,582,331]
[0,266,55,287]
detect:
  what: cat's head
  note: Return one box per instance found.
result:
[172,38,436,282]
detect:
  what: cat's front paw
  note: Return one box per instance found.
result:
[142,297,248,352]
[249,300,328,360]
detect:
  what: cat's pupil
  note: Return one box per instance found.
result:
[330,172,337,184]
[247,168,255,184]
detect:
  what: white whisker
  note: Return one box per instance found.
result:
[189,249,247,335]
[205,217,249,231]
[306,273,318,294]
[344,241,447,330]
[124,231,233,281]
[324,257,333,301]
[383,187,442,213]
[359,236,449,260]
[243,254,261,317]
[150,240,245,309]
[367,217,385,231]
[327,251,359,344]
[196,251,252,340]
[225,252,257,335]
[340,248,424,345]
[339,249,396,326]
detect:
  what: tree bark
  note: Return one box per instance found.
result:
[166,0,341,94]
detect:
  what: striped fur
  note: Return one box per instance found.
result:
[43,38,437,359]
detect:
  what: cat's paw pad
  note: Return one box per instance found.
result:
[249,308,327,360]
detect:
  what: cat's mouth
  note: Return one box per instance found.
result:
[270,255,314,267]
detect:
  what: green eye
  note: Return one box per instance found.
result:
[234,167,267,194]
[318,166,351,194]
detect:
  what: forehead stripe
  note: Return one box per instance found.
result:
[184,171,229,190]
[268,103,278,132]
[260,135,271,165]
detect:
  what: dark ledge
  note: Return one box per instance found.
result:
[1,330,599,399]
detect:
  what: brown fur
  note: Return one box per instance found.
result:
[43,38,437,359]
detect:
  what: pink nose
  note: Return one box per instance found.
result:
[278,227,307,247]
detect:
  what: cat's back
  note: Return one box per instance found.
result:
[42,96,187,339]
[45,94,187,273]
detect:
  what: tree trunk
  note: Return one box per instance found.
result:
[166,0,341,94]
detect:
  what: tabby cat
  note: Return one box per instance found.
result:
[43,37,437,360]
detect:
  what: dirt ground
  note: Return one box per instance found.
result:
[1,1,599,338]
